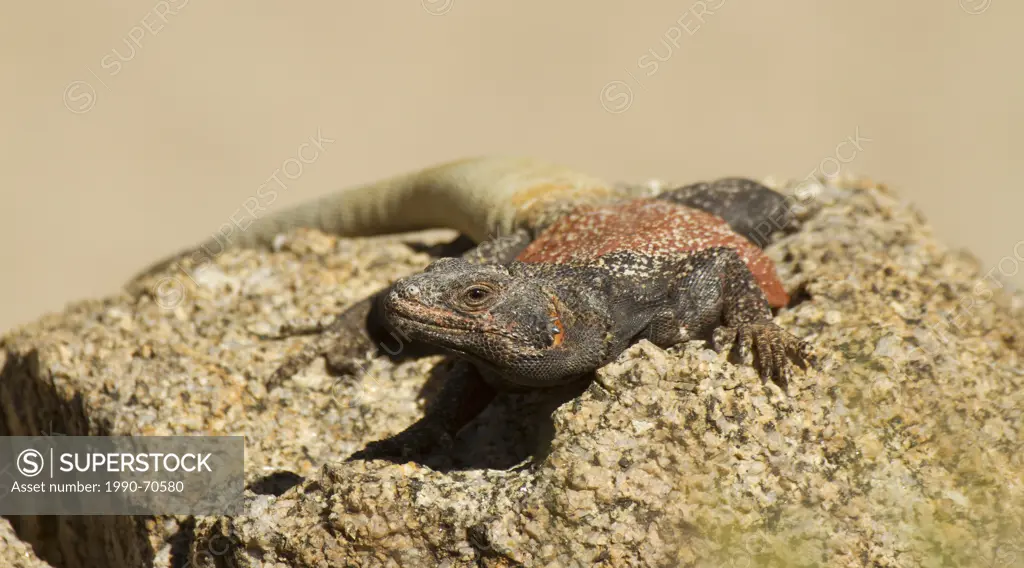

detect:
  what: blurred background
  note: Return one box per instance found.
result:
[2,1,1020,332]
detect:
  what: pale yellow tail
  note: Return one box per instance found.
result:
[127,156,615,288]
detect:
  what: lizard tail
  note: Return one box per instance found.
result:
[127,156,614,288]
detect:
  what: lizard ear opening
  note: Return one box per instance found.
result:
[548,298,566,348]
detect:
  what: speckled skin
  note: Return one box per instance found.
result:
[260,171,802,388]
[349,187,813,460]
[517,199,790,307]
[188,158,813,459]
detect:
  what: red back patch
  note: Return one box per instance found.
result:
[516,200,790,307]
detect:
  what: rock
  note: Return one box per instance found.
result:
[1,518,53,568]
[2,180,1023,567]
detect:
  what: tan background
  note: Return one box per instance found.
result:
[2,0,1020,332]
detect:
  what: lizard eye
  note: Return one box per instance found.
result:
[460,284,495,309]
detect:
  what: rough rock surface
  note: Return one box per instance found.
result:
[2,176,1023,567]
[1,517,53,568]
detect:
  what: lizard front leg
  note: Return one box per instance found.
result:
[260,291,387,387]
[460,228,532,265]
[673,248,813,386]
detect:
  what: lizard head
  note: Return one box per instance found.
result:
[382,257,571,380]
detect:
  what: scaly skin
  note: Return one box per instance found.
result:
[124,156,808,460]
[348,190,812,461]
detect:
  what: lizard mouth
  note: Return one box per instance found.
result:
[390,314,473,337]
[385,296,509,339]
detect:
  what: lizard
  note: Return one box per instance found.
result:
[128,156,811,459]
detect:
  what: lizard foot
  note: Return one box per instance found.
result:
[254,316,337,340]
[712,322,814,387]
[260,297,382,387]
[347,421,452,462]
[259,294,382,387]
[265,329,375,388]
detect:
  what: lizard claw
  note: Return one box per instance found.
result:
[259,304,380,387]
[254,316,336,340]
[259,293,386,387]
[712,322,813,387]
[265,331,374,388]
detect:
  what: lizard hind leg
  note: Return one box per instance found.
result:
[656,178,795,248]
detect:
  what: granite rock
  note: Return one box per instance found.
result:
[1,517,53,568]
[2,177,1023,567]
